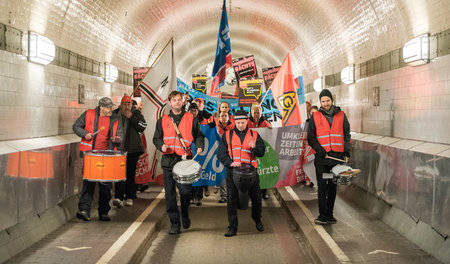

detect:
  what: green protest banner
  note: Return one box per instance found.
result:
[257,140,280,189]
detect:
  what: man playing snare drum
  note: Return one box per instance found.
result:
[307,89,351,225]
[153,91,205,235]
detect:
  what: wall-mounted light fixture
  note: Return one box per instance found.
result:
[341,64,355,84]
[105,63,118,83]
[402,34,429,66]
[28,32,55,65]
[313,77,323,92]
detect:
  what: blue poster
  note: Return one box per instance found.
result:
[191,125,226,186]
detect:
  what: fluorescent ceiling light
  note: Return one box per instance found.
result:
[402,34,429,66]
[313,77,323,92]
[341,64,355,84]
[28,32,55,65]
[105,63,118,83]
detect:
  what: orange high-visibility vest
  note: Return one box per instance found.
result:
[80,109,95,151]
[225,129,258,168]
[248,118,271,128]
[162,112,194,156]
[199,115,214,125]
[313,111,344,152]
[80,109,119,151]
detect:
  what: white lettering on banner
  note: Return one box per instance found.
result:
[198,138,224,173]
[279,148,302,156]
[280,140,301,148]
[281,132,301,140]
[257,165,279,175]
[201,171,217,181]
[221,26,230,40]
[136,154,150,176]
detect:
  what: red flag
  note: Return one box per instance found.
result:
[269,53,302,126]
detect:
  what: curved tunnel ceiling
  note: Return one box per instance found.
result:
[1,0,447,84]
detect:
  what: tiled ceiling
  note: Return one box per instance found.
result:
[1,0,449,83]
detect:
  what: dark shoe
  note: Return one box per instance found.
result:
[182,218,191,229]
[169,225,181,235]
[224,228,237,237]
[196,200,202,206]
[314,217,328,225]
[327,216,337,224]
[218,197,227,203]
[262,194,269,200]
[255,222,264,232]
[76,210,90,221]
[139,184,149,192]
[99,214,111,221]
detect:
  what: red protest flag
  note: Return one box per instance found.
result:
[269,53,302,126]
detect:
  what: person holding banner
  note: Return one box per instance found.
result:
[307,89,351,225]
[153,91,205,235]
[219,101,234,122]
[194,98,214,125]
[248,104,272,129]
[216,111,235,136]
[217,110,266,237]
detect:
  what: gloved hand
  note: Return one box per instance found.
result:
[316,149,326,158]
[208,122,216,128]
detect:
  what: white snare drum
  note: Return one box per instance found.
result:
[173,159,202,184]
[331,164,360,185]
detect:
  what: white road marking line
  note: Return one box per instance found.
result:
[57,246,92,251]
[285,186,351,264]
[96,190,165,264]
[368,249,399,255]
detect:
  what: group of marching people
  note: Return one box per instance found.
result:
[73,87,351,237]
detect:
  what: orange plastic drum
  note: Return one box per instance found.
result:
[83,150,126,182]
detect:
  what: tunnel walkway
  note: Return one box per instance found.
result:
[5,184,441,264]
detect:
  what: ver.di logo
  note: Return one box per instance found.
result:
[277,91,297,122]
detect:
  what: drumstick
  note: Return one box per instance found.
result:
[192,152,200,160]
[325,155,346,163]
[92,126,105,136]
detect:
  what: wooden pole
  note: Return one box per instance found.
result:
[131,37,174,98]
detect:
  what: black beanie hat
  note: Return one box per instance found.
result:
[188,102,198,111]
[319,89,333,101]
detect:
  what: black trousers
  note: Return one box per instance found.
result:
[163,168,193,227]
[115,152,140,200]
[78,180,112,216]
[226,169,262,230]
[315,163,337,219]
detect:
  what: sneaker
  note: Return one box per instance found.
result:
[169,225,181,235]
[327,216,337,224]
[255,222,264,232]
[224,228,237,237]
[113,198,123,208]
[76,210,90,221]
[139,184,149,192]
[182,217,191,229]
[314,217,328,225]
[213,187,219,194]
[125,199,133,206]
[99,214,111,221]
[262,194,269,200]
[218,197,227,203]
[190,199,195,204]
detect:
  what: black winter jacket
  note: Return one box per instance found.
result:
[113,108,147,154]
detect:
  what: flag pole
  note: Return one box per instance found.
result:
[131,37,174,98]
[259,86,272,106]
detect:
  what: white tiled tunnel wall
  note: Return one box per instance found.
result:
[0,50,131,141]
[306,54,450,145]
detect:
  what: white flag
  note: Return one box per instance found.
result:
[139,39,176,179]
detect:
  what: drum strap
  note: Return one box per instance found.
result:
[170,117,188,154]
